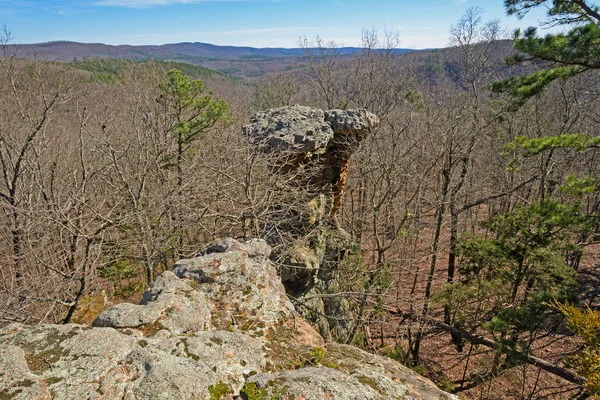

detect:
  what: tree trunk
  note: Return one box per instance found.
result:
[385,304,587,386]
[11,206,23,278]
[444,206,459,324]
[412,163,449,363]
[431,317,585,386]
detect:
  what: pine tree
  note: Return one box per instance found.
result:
[443,201,582,370]
[493,0,600,109]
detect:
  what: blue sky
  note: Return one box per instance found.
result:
[0,0,554,48]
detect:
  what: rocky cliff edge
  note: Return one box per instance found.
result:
[0,238,457,400]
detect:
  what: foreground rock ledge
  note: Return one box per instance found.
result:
[0,238,456,400]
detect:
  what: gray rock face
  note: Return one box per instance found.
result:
[243,105,379,149]
[172,238,295,328]
[325,108,381,138]
[0,345,51,399]
[248,367,391,399]
[92,272,212,335]
[243,105,379,164]
[243,106,380,342]
[243,105,334,155]
[0,238,456,400]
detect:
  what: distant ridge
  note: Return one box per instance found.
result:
[5,40,418,80]
[8,40,414,62]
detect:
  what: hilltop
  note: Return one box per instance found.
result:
[7,41,414,81]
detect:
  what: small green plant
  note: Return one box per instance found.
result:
[349,330,367,349]
[308,346,327,365]
[410,365,426,376]
[436,377,455,393]
[208,382,232,400]
[97,261,137,297]
[240,382,268,400]
[383,344,409,364]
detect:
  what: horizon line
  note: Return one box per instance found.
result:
[7,39,443,51]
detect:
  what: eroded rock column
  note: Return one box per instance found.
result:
[243,105,379,341]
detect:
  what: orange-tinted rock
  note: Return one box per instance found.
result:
[243,105,379,218]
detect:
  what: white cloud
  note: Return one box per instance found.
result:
[95,0,267,6]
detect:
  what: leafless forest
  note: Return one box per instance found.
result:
[1,11,599,400]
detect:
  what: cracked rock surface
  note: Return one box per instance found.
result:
[0,238,456,400]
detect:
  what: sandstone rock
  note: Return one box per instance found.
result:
[326,343,460,400]
[243,105,379,158]
[325,108,380,137]
[243,362,459,400]
[172,238,295,329]
[125,347,219,399]
[246,367,393,399]
[181,331,265,392]
[243,106,380,341]
[242,105,333,156]
[0,324,139,399]
[93,271,212,335]
[0,238,455,400]
[0,345,51,399]
[196,237,271,261]
[243,105,379,180]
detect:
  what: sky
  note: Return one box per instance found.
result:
[0,0,556,49]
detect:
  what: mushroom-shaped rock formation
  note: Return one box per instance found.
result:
[243,105,334,156]
[243,105,379,218]
[243,106,379,341]
[0,239,457,400]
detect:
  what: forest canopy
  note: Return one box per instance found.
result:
[0,1,599,399]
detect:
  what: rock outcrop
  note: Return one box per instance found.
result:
[243,105,378,218]
[243,105,379,341]
[0,239,456,400]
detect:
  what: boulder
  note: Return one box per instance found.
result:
[325,108,380,137]
[0,239,456,400]
[92,271,212,335]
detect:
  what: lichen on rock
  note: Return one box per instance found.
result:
[243,105,379,219]
[0,238,456,400]
[243,105,380,341]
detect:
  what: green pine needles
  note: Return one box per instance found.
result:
[493,0,600,108]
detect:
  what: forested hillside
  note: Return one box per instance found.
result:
[1,2,599,399]
[6,40,412,81]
